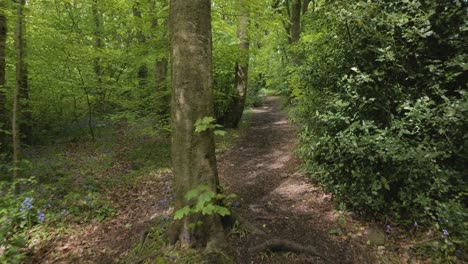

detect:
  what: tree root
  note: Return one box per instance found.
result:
[234,214,266,236]
[248,239,335,263]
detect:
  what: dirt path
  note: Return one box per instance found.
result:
[219,96,374,263]
[30,96,377,263]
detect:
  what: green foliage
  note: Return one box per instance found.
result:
[292,0,468,256]
[174,185,235,222]
[195,117,226,136]
[0,178,36,263]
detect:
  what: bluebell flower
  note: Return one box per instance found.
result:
[38,211,45,223]
[385,224,392,234]
[441,229,449,238]
[20,197,34,212]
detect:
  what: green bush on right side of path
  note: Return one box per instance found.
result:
[289,0,467,259]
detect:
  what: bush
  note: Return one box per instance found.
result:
[294,0,467,251]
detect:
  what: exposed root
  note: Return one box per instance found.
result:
[248,239,335,263]
[234,214,266,236]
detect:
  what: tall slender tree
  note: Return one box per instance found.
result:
[152,0,169,116]
[13,0,27,177]
[0,1,7,153]
[132,0,148,88]
[224,0,250,128]
[169,0,225,250]
[290,0,301,43]
[92,0,104,109]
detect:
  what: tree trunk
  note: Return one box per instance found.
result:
[152,0,168,92]
[153,0,169,116]
[133,1,148,88]
[302,0,310,15]
[0,2,7,153]
[92,0,104,110]
[155,58,167,91]
[290,0,301,43]
[13,0,26,178]
[224,0,250,128]
[169,0,225,249]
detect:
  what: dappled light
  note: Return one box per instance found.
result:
[0,0,465,263]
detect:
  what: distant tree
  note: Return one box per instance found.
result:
[0,1,7,153]
[13,0,28,177]
[224,0,250,128]
[132,0,149,88]
[168,0,225,249]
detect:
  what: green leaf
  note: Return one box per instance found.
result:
[214,130,227,136]
[185,185,209,200]
[174,206,191,220]
[214,206,230,216]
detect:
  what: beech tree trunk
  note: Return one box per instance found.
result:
[132,1,148,88]
[13,0,27,177]
[150,0,169,117]
[169,0,225,249]
[302,0,310,15]
[224,0,250,128]
[155,58,167,91]
[92,0,104,110]
[290,0,301,43]
[0,2,7,153]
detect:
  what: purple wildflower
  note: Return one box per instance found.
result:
[38,211,45,223]
[385,224,392,234]
[20,197,33,212]
[441,229,449,238]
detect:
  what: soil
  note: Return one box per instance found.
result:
[29,96,382,263]
[219,96,375,263]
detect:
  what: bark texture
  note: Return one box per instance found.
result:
[302,0,310,15]
[152,0,169,116]
[0,2,7,152]
[92,0,104,110]
[224,0,250,128]
[169,0,225,249]
[290,0,301,43]
[132,1,148,88]
[13,0,26,177]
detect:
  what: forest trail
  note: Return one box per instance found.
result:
[220,96,374,263]
[29,96,378,264]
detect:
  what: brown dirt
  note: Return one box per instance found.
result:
[26,172,173,264]
[28,96,384,263]
[219,96,376,263]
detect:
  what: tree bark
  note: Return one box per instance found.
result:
[0,1,7,153]
[13,0,26,178]
[290,0,301,43]
[132,1,148,88]
[92,0,104,110]
[302,0,310,15]
[224,0,250,128]
[153,0,168,99]
[169,0,225,249]
[151,0,169,117]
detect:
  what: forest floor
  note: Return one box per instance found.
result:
[28,96,415,263]
[220,96,377,264]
